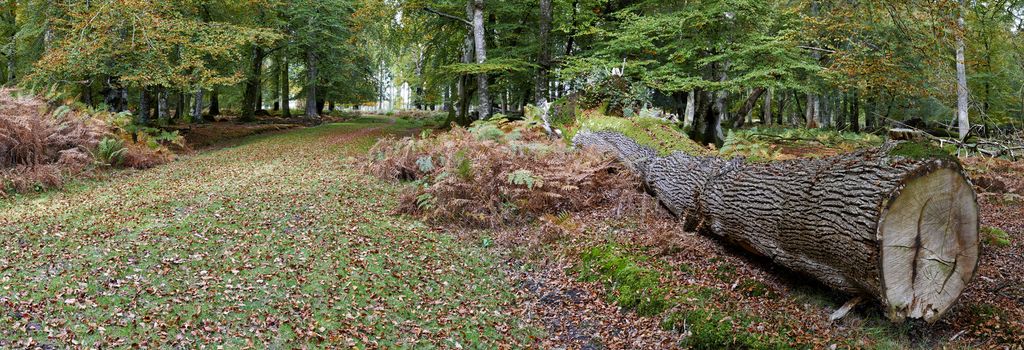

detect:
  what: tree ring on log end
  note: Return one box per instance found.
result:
[879,163,979,323]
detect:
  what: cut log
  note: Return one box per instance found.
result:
[574,131,980,323]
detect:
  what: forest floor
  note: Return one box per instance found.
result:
[0,117,541,348]
[1,117,1021,349]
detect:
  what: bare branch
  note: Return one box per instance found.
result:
[423,7,471,27]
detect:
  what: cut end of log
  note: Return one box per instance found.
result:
[879,164,980,323]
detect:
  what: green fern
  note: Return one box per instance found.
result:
[508,169,543,189]
[95,138,127,166]
[416,156,435,173]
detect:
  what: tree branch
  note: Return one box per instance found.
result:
[423,7,471,27]
[797,45,836,54]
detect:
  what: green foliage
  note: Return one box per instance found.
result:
[95,137,127,166]
[507,169,542,190]
[981,226,1011,248]
[578,245,670,316]
[722,127,884,161]
[444,58,537,75]
[416,156,435,173]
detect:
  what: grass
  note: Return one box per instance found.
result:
[0,116,540,348]
[982,226,1012,248]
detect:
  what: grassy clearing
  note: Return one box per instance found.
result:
[0,117,539,348]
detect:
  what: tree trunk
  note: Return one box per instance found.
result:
[305,49,319,120]
[192,89,204,123]
[763,88,773,126]
[138,88,150,125]
[174,92,186,122]
[805,93,819,128]
[157,87,169,124]
[472,0,491,119]
[281,51,291,118]
[806,0,821,128]
[733,87,766,128]
[574,131,981,324]
[208,87,220,120]
[955,0,970,140]
[534,0,552,106]
[4,0,15,84]
[683,90,696,128]
[242,46,265,121]
[707,67,728,146]
[866,93,877,131]
[850,90,860,133]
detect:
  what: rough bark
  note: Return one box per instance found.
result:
[574,131,981,323]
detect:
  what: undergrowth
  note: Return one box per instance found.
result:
[1,88,179,196]
[721,127,884,162]
[363,116,643,227]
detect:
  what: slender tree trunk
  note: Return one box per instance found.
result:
[684,90,696,128]
[850,90,860,133]
[955,0,970,140]
[472,0,491,119]
[157,87,168,124]
[534,0,552,105]
[733,87,766,128]
[4,0,15,84]
[192,89,204,123]
[763,88,773,126]
[866,93,877,131]
[806,0,821,128]
[138,88,150,125]
[454,2,474,125]
[174,92,186,122]
[281,52,291,118]
[305,49,319,119]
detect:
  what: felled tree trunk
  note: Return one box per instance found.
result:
[574,131,980,323]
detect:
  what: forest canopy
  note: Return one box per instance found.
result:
[1,0,1023,143]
